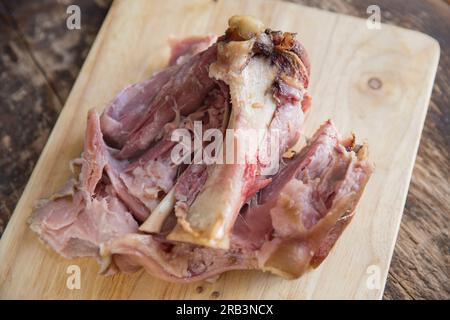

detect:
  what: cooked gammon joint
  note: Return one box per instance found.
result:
[167,16,311,249]
[29,15,372,283]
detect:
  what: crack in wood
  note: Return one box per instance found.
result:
[389,272,417,300]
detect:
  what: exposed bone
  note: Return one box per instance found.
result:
[228,15,265,40]
[168,47,279,249]
[139,187,176,233]
[167,16,313,250]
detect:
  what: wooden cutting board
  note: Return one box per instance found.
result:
[0,0,439,299]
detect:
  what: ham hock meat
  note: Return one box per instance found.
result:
[30,16,372,282]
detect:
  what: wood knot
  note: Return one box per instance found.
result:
[195,286,204,294]
[210,290,221,298]
[368,77,382,90]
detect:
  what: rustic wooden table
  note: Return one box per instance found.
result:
[0,0,448,299]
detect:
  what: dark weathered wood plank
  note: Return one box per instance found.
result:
[0,0,448,299]
[0,0,62,235]
[0,0,111,232]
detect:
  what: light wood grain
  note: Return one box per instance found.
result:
[0,0,439,299]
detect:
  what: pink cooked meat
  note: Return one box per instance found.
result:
[100,35,219,151]
[29,112,139,259]
[30,16,372,283]
[117,44,218,159]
